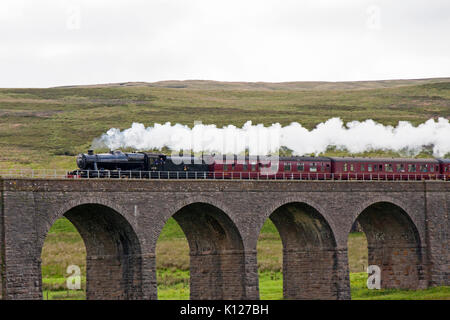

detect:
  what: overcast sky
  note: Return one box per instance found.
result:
[1,0,449,87]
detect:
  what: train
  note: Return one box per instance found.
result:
[67,149,450,180]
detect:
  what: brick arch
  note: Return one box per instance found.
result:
[348,195,424,245]
[259,196,338,245]
[39,199,144,300]
[164,195,234,224]
[263,196,328,221]
[156,197,247,299]
[38,197,130,250]
[259,199,341,299]
[351,200,426,289]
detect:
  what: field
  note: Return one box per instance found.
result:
[1,78,450,169]
[41,217,450,300]
[2,78,449,300]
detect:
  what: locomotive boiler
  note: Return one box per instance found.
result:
[76,150,148,171]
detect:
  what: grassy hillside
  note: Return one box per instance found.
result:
[60,78,450,91]
[1,79,449,169]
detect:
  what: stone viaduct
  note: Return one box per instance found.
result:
[0,178,448,300]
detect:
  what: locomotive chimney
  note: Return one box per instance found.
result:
[88,149,94,155]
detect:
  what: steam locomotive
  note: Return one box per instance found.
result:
[68,150,450,180]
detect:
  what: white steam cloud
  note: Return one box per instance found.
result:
[92,117,450,157]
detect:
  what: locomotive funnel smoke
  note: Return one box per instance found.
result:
[92,117,450,157]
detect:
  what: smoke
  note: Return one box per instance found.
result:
[92,117,450,157]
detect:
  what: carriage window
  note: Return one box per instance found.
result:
[408,164,416,172]
[223,164,228,171]
[420,164,428,172]
[430,165,434,172]
[350,164,354,171]
[344,163,348,172]
[243,163,248,171]
[321,164,325,172]
[297,163,304,171]
[284,162,291,171]
[379,164,383,171]
[385,164,393,172]
[397,164,405,172]
[251,163,256,171]
[361,164,365,171]
[368,164,373,172]
[310,163,317,172]
[373,164,378,172]
[270,163,279,172]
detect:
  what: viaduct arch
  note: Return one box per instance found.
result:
[354,201,425,289]
[267,201,338,299]
[169,202,246,299]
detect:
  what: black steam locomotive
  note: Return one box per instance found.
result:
[69,150,210,178]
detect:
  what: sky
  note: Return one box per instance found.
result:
[0,0,449,88]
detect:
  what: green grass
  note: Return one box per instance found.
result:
[350,273,450,300]
[43,290,85,300]
[40,217,450,300]
[1,79,449,169]
[157,269,190,300]
[47,217,80,234]
[157,217,186,240]
[258,271,283,300]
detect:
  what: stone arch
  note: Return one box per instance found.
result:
[348,195,424,243]
[39,201,143,299]
[159,199,246,299]
[259,196,341,245]
[262,201,341,299]
[352,201,426,289]
[164,196,235,227]
[38,197,131,250]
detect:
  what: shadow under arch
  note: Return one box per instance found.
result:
[353,201,425,289]
[266,201,340,299]
[168,202,246,300]
[40,203,143,300]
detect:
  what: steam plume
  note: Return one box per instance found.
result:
[92,117,450,157]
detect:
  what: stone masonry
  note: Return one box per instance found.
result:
[0,178,448,300]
